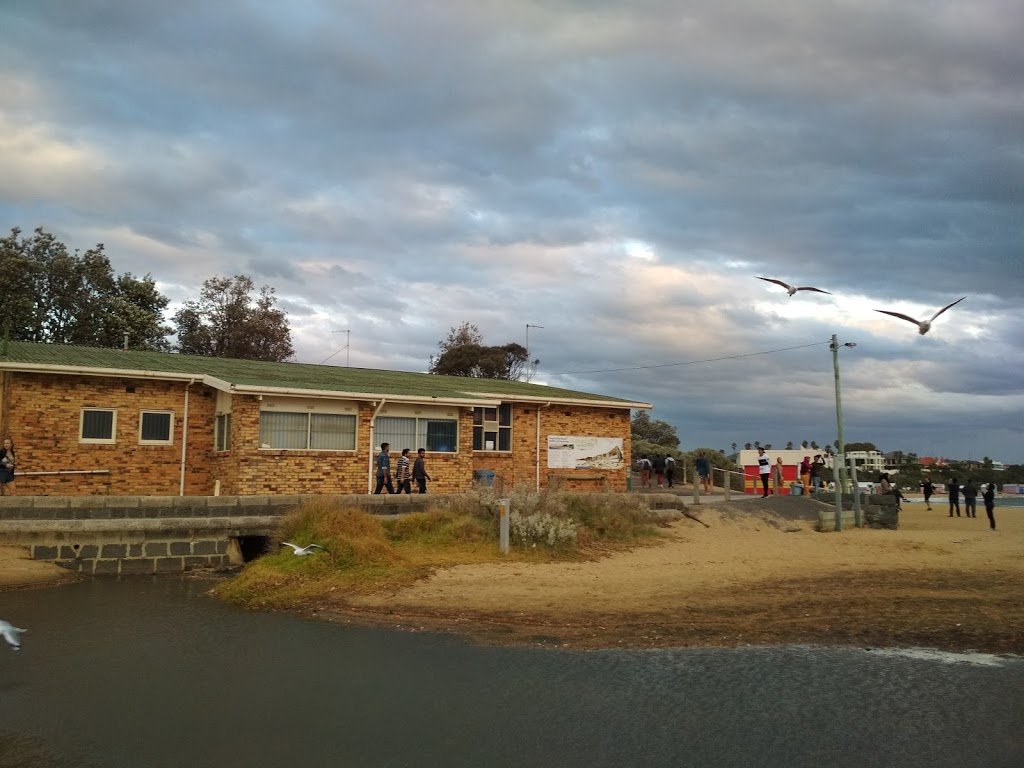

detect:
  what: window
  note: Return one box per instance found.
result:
[139,411,173,444]
[473,404,511,451]
[215,414,231,452]
[258,412,356,450]
[376,416,458,453]
[80,408,116,443]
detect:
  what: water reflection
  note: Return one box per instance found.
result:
[1,578,1021,768]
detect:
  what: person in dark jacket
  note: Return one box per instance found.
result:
[920,478,934,510]
[651,454,666,488]
[983,483,996,531]
[412,448,431,494]
[947,478,961,517]
[962,479,978,518]
[0,437,15,496]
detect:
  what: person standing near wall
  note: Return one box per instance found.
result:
[638,455,652,489]
[757,448,772,498]
[395,448,412,494]
[374,442,395,494]
[0,437,15,496]
[810,455,825,493]
[799,456,811,490]
[412,448,431,494]
[983,483,996,531]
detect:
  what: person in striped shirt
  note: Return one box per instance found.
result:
[395,448,413,494]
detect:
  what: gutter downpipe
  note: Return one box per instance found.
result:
[179,379,195,496]
[536,402,552,491]
[368,399,387,492]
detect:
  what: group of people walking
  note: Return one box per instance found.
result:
[635,454,677,488]
[373,443,432,494]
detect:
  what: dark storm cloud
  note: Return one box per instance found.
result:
[1,0,1021,459]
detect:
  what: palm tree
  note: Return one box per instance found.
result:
[765,443,773,450]
[744,442,752,450]
[731,442,737,454]
[754,440,761,449]
[810,441,819,450]
[801,440,809,449]
[786,441,794,450]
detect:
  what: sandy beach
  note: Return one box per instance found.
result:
[335,495,1024,654]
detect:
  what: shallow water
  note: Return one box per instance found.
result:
[1,578,1021,768]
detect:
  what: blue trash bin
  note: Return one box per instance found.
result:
[474,470,496,487]
[790,482,803,496]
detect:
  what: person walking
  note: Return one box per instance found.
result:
[652,454,666,488]
[757,447,772,498]
[962,479,978,518]
[373,442,395,494]
[920,478,934,510]
[695,451,711,494]
[983,483,996,531]
[638,455,652,489]
[395,448,413,494]
[412,448,431,494]
[664,454,676,488]
[947,478,961,517]
[0,437,15,496]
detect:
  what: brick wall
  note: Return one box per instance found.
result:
[3,373,215,496]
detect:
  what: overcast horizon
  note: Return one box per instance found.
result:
[2,1,1021,463]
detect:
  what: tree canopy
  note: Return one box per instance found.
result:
[631,411,680,448]
[429,322,528,379]
[0,227,172,350]
[173,275,294,362]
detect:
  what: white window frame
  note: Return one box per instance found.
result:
[215,413,231,452]
[80,408,117,444]
[139,410,174,445]
[375,415,459,454]
[258,411,357,451]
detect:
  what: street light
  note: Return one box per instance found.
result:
[830,334,856,529]
[525,324,543,382]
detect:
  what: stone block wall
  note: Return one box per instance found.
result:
[815,491,900,530]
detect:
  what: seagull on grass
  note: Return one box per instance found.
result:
[756,277,832,297]
[1,620,26,651]
[281,542,326,557]
[874,296,966,335]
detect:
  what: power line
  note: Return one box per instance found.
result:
[546,341,832,375]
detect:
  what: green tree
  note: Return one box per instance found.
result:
[0,227,171,349]
[429,322,528,379]
[630,411,680,448]
[744,442,752,450]
[786,441,794,450]
[173,275,294,361]
[845,442,878,452]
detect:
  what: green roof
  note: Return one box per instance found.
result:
[0,341,649,407]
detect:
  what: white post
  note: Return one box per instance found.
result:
[849,457,862,527]
[723,470,731,501]
[499,498,510,555]
[693,476,701,505]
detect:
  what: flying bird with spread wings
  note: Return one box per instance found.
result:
[1,620,26,651]
[755,277,832,297]
[874,297,966,335]
[281,542,326,557]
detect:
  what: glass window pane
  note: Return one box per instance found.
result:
[426,419,457,453]
[310,414,356,450]
[82,410,114,440]
[141,412,172,442]
[473,407,484,426]
[498,403,512,426]
[498,428,511,451]
[376,416,415,451]
[473,425,483,450]
[259,412,309,449]
[215,414,231,451]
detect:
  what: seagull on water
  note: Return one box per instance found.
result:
[0,620,26,651]
[755,277,832,297]
[874,296,966,335]
[281,542,326,557]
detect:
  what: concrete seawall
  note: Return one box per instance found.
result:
[0,494,437,576]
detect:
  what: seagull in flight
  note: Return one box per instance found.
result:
[756,277,832,297]
[874,297,966,335]
[281,542,326,557]
[0,620,26,651]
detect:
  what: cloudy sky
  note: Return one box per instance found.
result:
[2,0,1021,463]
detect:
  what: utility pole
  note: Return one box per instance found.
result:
[831,334,856,494]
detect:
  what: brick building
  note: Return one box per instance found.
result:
[0,342,650,496]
